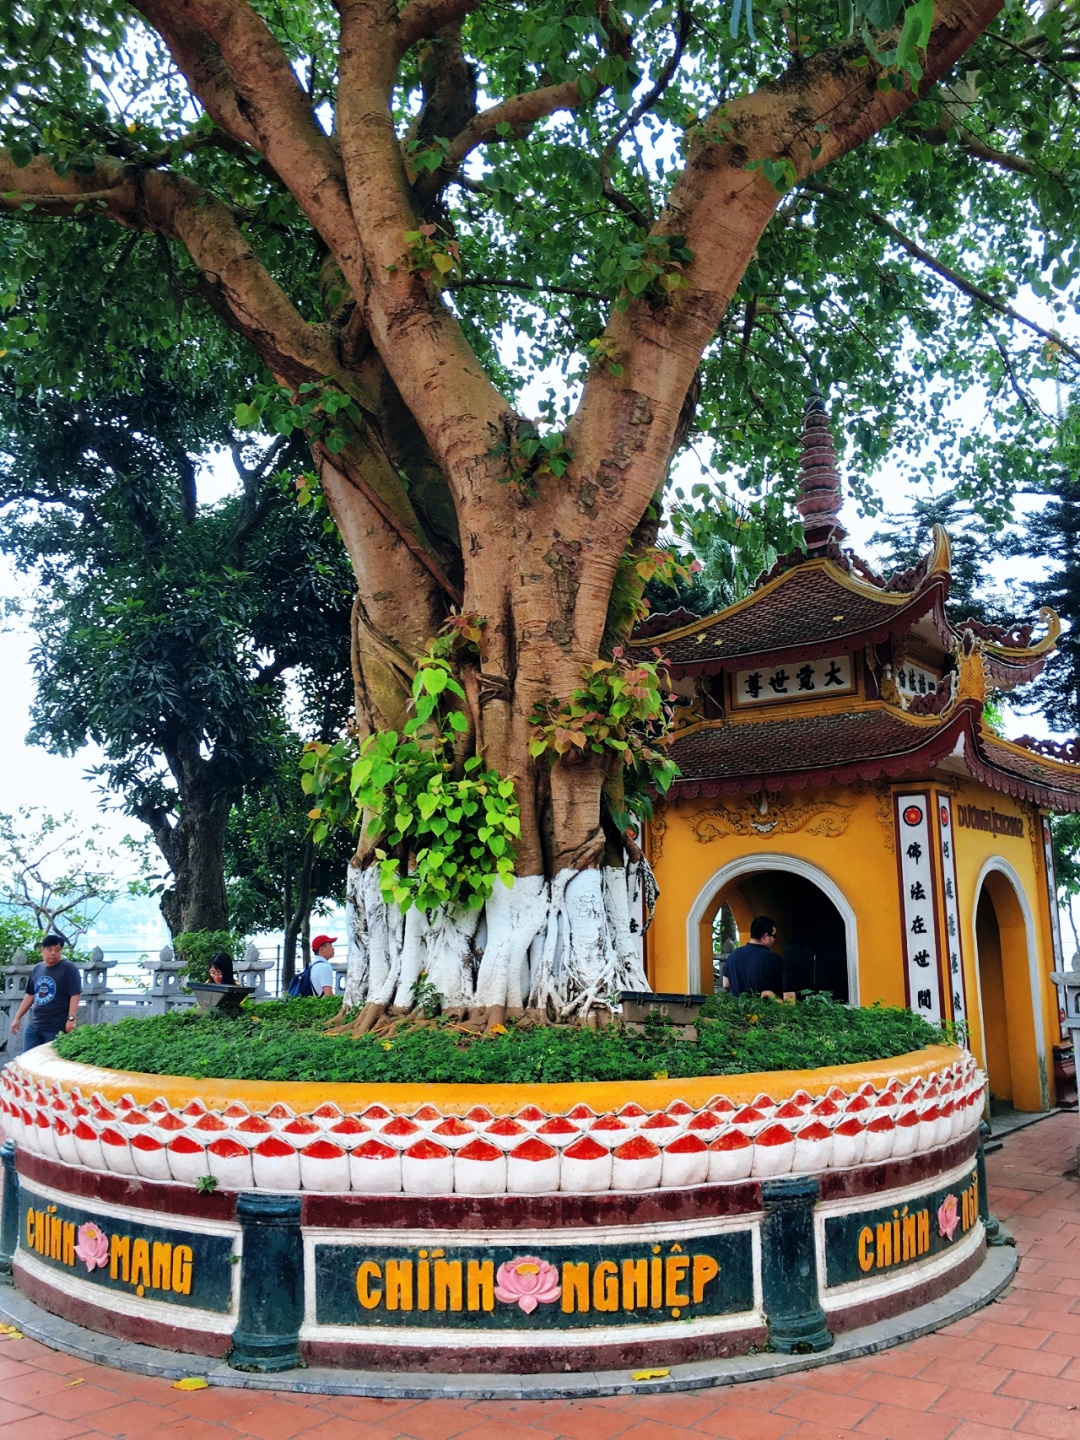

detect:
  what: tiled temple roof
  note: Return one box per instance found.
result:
[668,706,972,798]
[634,559,948,677]
[668,701,1080,812]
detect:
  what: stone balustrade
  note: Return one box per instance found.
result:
[0,943,284,1060]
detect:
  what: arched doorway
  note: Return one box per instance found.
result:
[973,860,1048,1113]
[686,854,858,1002]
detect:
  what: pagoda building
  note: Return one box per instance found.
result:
[637,393,1080,1113]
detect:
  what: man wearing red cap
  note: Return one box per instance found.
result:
[306,935,337,997]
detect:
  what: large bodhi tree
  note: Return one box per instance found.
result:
[1,0,1077,1022]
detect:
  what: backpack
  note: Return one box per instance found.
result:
[287,966,317,998]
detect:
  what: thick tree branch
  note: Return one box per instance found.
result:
[810,180,1080,364]
[336,0,514,523]
[567,0,1012,585]
[395,0,483,57]
[127,0,260,151]
[0,154,338,389]
[442,77,595,171]
[134,0,363,269]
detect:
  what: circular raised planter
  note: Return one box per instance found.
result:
[1,1045,989,1375]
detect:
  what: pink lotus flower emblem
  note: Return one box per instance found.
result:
[494,1255,561,1314]
[938,1193,960,1241]
[74,1222,109,1273]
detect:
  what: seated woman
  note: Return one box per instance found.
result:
[208,952,236,986]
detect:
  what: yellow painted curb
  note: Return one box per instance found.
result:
[13,1044,963,1117]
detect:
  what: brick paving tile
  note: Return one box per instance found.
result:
[947,1422,1031,1440]
[388,1397,492,1440]
[0,1415,90,1440]
[604,1422,704,1440]
[968,1320,1052,1350]
[776,1366,875,1396]
[688,1402,796,1440]
[1014,1407,1080,1440]
[22,1387,126,1423]
[849,1373,947,1409]
[86,1400,194,1437]
[983,1345,1072,1378]
[296,1419,404,1440]
[602,1394,725,1428]
[449,1420,555,1440]
[528,1400,641,1439]
[916,1359,1009,1394]
[910,1336,996,1365]
[219,1399,329,1439]
[768,1421,866,1440]
[851,1401,960,1440]
[1000,1372,1080,1408]
[454,1398,571,1425]
[290,1424,399,1440]
[859,1345,941,1378]
[147,1419,235,1440]
[313,1396,423,1423]
[928,1385,1031,1429]
[770,1390,876,1429]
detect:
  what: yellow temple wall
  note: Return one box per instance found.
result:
[644,776,1059,1113]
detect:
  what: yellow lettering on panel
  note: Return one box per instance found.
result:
[130,1238,151,1291]
[434,1259,463,1312]
[561,1261,590,1314]
[917,1210,930,1255]
[665,1255,690,1308]
[110,1234,131,1283]
[172,1245,193,1296]
[622,1258,648,1311]
[875,1223,892,1270]
[35,1210,47,1256]
[691,1254,719,1304]
[417,1258,431,1312]
[592,1261,619,1313]
[902,1215,916,1262]
[49,1215,62,1261]
[24,1210,34,1251]
[356,1261,382,1309]
[858,1228,874,1273]
[650,1256,663,1308]
[466,1260,494,1312]
[385,1259,414,1311]
[151,1242,173,1292]
[62,1221,75,1268]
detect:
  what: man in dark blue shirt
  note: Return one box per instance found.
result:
[722,915,784,998]
[10,933,82,1051]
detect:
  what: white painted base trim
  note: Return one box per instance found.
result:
[16,1249,236,1333]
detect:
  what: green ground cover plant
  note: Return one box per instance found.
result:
[54,994,944,1085]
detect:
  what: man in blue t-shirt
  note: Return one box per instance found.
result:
[722,916,785,998]
[10,933,83,1051]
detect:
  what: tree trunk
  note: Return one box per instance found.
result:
[282,834,317,988]
[156,796,230,938]
[142,748,232,939]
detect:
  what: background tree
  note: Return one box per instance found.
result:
[869,489,1010,626]
[0,368,355,937]
[224,736,354,985]
[1,0,1077,1023]
[0,807,122,950]
[1012,413,1080,736]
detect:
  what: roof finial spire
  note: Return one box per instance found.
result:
[796,382,847,555]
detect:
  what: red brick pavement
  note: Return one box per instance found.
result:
[0,1114,1074,1440]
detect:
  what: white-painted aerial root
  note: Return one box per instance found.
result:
[344,862,654,1016]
